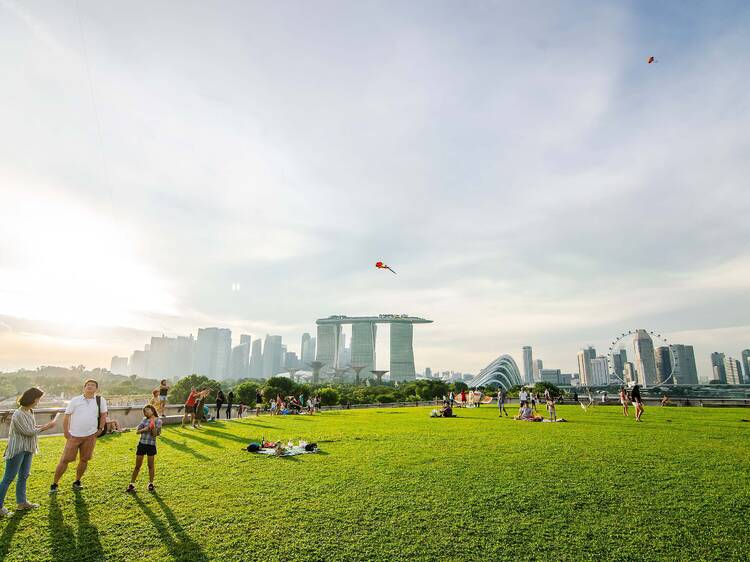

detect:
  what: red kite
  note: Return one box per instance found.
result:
[647,56,657,64]
[375,261,397,275]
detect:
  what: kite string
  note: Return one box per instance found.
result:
[74,0,113,214]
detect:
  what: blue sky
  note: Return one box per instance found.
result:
[1,0,748,378]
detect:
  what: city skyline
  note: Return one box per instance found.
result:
[1,2,749,377]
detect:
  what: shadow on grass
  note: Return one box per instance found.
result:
[0,510,27,560]
[131,493,208,562]
[199,428,255,446]
[48,492,105,561]
[174,430,223,449]
[159,435,210,461]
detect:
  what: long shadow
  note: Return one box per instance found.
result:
[48,495,77,562]
[153,493,209,561]
[0,510,26,560]
[159,435,210,461]
[174,430,223,449]
[199,427,258,446]
[73,491,104,561]
[131,493,208,562]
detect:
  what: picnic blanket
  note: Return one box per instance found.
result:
[255,445,318,457]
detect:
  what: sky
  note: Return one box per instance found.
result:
[1,0,749,379]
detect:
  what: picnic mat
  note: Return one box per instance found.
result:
[255,445,319,457]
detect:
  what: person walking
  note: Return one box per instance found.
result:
[1,388,59,516]
[215,390,225,419]
[126,405,162,493]
[619,386,629,417]
[631,385,644,422]
[158,379,169,417]
[50,380,107,494]
[497,388,508,417]
[226,391,234,419]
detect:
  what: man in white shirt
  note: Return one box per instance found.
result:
[50,379,107,493]
[519,389,529,407]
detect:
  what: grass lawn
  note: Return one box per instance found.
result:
[0,404,748,561]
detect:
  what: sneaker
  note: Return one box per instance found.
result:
[49,484,58,495]
[0,507,13,517]
[147,483,155,492]
[72,480,83,491]
[16,502,39,510]
[125,484,135,493]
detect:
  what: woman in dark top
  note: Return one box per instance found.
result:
[215,390,225,419]
[226,391,234,419]
[630,385,644,422]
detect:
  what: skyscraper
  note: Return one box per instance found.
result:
[710,352,727,384]
[110,356,128,375]
[654,346,672,384]
[240,334,252,347]
[262,335,284,378]
[230,343,250,378]
[129,349,148,377]
[533,359,543,382]
[611,349,626,380]
[633,330,657,386]
[316,324,341,369]
[301,333,313,365]
[623,361,637,383]
[351,322,377,378]
[390,323,415,381]
[723,357,743,385]
[670,344,698,385]
[194,328,232,380]
[741,349,750,384]
[589,356,609,386]
[249,339,263,379]
[522,346,533,384]
[174,335,195,378]
[577,346,596,386]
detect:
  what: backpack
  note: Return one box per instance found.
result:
[96,395,108,438]
[246,442,261,452]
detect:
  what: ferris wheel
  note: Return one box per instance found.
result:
[607,329,679,386]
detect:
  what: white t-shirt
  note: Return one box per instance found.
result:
[65,395,108,437]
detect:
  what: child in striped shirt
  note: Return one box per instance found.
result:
[126,405,162,493]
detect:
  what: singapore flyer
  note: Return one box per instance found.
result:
[607,329,679,386]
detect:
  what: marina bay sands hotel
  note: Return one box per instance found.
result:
[316,315,433,382]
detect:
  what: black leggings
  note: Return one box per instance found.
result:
[226,404,232,419]
[216,402,223,416]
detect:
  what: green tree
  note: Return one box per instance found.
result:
[168,374,222,403]
[318,387,339,406]
[234,381,261,406]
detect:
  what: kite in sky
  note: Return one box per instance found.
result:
[647,56,658,64]
[375,261,397,275]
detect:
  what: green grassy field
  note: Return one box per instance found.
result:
[0,404,748,561]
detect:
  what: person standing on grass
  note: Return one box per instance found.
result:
[1,388,59,516]
[255,390,263,416]
[497,388,508,417]
[158,379,169,417]
[126,405,162,493]
[50,379,107,494]
[182,387,198,428]
[226,391,234,419]
[194,388,209,427]
[631,385,644,422]
[619,386,629,417]
[216,390,225,419]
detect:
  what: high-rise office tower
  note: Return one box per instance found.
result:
[230,343,250,378]
[351,322,377,378]
[194,327,232,380]
[633,330,658,386]
[174,335,195,378]
[110,356,129,375]
[670,344,698,385]
[710,352,727,384]
[146,335,180,379]
[623,361,637,383]
[577,346,596,386]
[316,324,342,368]
[589,356,610,386]
[390,323,416,381]
[301,333,313,364]
[611,349,626,380]
[654,346,672,384]
[741,349,750,384]
[284,351,299,369]
[262,335,284,378]
[129,349,148,377]
[723,357,743,385]
[522,346,533,384]
[425,367,433,379]
[249,339,263,379]
[533,359,543,381]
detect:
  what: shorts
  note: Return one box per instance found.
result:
[62,434,97,462]
[136,443,157,456]
[159,396,167,402]
[185,404,195,414]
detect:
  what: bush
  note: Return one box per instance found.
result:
[233,381,261,406]
[318,387,339,406]
[168,374,222,403]
[376,393,397,404]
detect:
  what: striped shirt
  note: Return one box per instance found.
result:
[136,417,162,446]
[3,408,41,460]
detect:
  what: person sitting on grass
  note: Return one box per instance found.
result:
[126,405,162,493]
[514,405,543,422]
[660,394,671,407]
[105,415,126,433]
